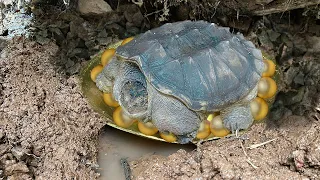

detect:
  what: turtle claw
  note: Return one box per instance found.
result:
[222,104,254,133]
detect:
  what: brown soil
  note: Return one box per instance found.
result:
[131,116,320,179]
[0,1,319,179]
[0,38,106,179]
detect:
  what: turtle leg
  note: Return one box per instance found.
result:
[221,104,254,133]
[96,57,121,93]
[113,61,148,119]
[147,84,201,144]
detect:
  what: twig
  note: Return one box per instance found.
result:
[240,140,258,169]
[247,138,278,150]
[246,159,258,169]
[253,1,320,16]
[144,9,163,17]
[25,152,41,159]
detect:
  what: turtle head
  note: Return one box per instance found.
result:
[118,80,148,119]
[113,62,149,120]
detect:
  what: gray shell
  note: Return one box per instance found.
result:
[116,21,264,111]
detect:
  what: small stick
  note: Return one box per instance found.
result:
[246,159,258,169]
[240,140,258,169]
[247,138,278,150]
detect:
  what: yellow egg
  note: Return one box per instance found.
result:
[90,65,103,82]
[262,59,276,77]
[210,115,225,130]
[210,128,230,137]
[101,49,116,66]
[160,132,177,143]
[250,97,269,121]
[138,122,158,136]
[103,93,119,107]
[113,107,135,128]
[121,37,134,45]
[209,115,230,137]
[207,112,220,122]
[196,120,211,139]
[258,77,277,99]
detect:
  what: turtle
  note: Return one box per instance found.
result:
[92,20,277,144]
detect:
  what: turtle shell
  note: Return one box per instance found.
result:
[116,21,264,111]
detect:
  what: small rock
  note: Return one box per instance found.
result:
[5,162,29,176]
[131,11,144,27]
[48,21,70,35]
[0,37,8,51]
[7,173,32,180]
[284,66,299,85]
[37,29,48,37]
[266,29,281,42]
[0,153,15,164]
[49,27,65,46]
[5,160,16,167]
[293,36,307,56]
[59,12,85,23]
[66,38,86,51]
[105,23,126,39]
[35,35,50,45]
[85,39,97,50]
[0,153,14,164]
[97,13,124,30]
[281,87,305,106]
[68,48,89,59]
[65,59,75,68]
[125,25,140,36]
[28,158,39,167]
[0,127,4,140]
[97,29,108,38]
[293,72,305,86]
[67,62,81,75]
[96,37,112,46]
[70,21,95,41]
[11,146,28,161]
[78,0,113,16]
[1,50,8,58]
[123,5,144,27]
[32,146,43,157]
[258,30,274,51]
[0,144,9,156]
[306,36,320,53]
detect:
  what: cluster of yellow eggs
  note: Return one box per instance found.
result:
[90,36,277,143]
[198,58,277,139]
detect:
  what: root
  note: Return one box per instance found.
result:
[247,138,278,150]
[253,0,320,16]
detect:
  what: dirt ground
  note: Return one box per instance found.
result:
[0,39,106,179]
[131,116,320,179]
[0,0,319,179]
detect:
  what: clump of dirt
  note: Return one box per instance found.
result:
[131,116,320,179]
[0,38,105,179]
